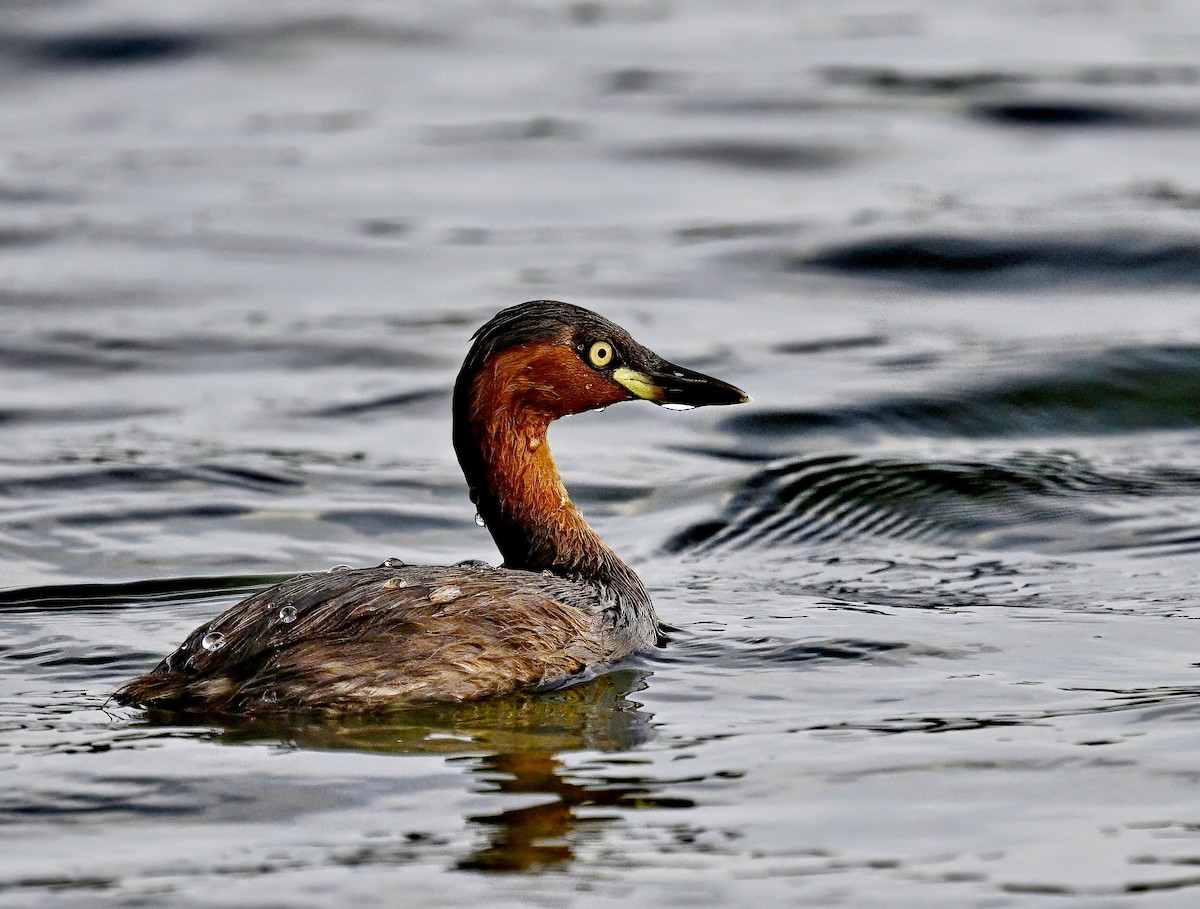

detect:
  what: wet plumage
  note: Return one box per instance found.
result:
[115,300,747,714]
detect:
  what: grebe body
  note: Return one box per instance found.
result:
[116,300,747,713]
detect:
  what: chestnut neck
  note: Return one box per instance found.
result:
[452,361,646,601]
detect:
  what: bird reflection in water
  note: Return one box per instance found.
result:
[155,667,670,872]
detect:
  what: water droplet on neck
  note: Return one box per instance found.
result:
[474,512,486,527]
[661,402,696,412]
[328,564,352,573]
[201,631,226,652]
[278,605,298,623]
[379,557,406,569]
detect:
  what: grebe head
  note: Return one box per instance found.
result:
[455,300,749,421]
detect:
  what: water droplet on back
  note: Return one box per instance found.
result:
[328,564,352,573]
[278,605,298,623]
[381,577,407,590]
[262,689,278,704]
[379,557,406,569]
[541,569,554,578]
[201,631,226,652]
[453,558,490,569]
[474,513,486,527]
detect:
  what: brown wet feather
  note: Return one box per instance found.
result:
[114,565,621,714]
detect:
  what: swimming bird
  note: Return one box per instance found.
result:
[115,300,748,713]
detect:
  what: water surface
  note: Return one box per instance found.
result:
[4,1,1200,906]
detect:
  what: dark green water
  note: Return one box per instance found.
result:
[4,2,1200,906]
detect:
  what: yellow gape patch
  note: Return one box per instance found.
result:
[612,367,663,402]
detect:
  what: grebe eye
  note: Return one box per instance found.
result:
[588,340,614,368]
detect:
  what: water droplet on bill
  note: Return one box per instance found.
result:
[661,402,696,412]
[474,513,486,527]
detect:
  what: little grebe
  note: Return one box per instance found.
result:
[115,300,748,713]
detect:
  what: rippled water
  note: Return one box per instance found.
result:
[5,1,1200,906]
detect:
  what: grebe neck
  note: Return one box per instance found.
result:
[453,366,645,599]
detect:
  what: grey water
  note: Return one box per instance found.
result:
[4,1,1200,906]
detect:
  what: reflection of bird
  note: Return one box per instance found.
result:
[116,300,748,713]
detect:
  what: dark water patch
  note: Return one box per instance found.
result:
[7,331,446,374]
[672,95,825,115]
[823,65,1022,94]
[43,503,250,529]
[1,641,145,679]
[774,335,888,356]
[29,30,211,68]
[971,99,1200,129]
[565,480,654,506]
[813,686,1200,738]
[0,223,62,248]
[0,286,160,309]
[1134,180,1200,211]
[1075,64,1200,86]
[0,404,167,426]
[306,388,444,418]
[0,575,284,613]
[0,182,69,204]
[5,16,444,73]
[426,117,586,145]
[261,15,446,48]
[318,507,463,536]
[674,220,805,245]
[604,67,672,94]
[0,462,302,499]
[797,231,1200,287]
[626,140,850,171]
[191,462,304,490]
[665,451,1200,555]
[358,216,412,238]
[652,634,910,669]
[723,345,1200,439]
[0,338,147,372]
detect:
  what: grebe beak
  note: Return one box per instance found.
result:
[613,360,750,408]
